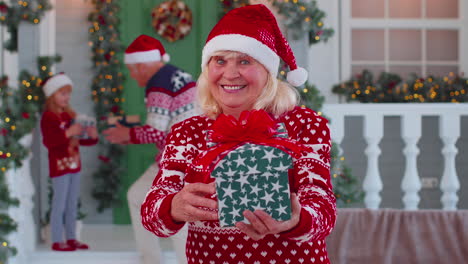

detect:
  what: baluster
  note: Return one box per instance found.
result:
[401,114,422,210]
[363,113,383,209]
[328,113,345,158]
[440,114,460,210]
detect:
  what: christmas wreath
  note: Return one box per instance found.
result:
[151,0,192,42]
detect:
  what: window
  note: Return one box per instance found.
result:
[341,0,466,79]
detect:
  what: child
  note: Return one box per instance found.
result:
[40,73,98,251]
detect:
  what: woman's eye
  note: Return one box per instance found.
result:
[216,58,225,65]
[240,60,250,65]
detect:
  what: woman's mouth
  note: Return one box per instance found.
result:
[221,85,246,91]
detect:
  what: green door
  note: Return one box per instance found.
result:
[116,0,221,224]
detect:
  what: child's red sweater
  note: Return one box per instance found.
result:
[40,110,98,177]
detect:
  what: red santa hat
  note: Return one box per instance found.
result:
[124,35,170,64]
[42,73,73,97]
[201,4,308,87]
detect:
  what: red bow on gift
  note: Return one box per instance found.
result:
[210,109,278,144]
[198,109,306,169]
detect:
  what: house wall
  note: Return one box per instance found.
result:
[314,0,468,209]
[309,0,341,103]
[32,0,112,226]
[54,0,112,223]
[29,0,467,229]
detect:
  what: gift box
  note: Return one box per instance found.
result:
[106,115,141,128]
[212,138,293,228]
[73,114,96,139]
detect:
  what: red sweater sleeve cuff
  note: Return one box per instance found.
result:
[129,127,139,144]
[79,138,98,146]
[281,208,312,239]
[157,193,186,231]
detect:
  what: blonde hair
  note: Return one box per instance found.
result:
[44,85,76,118]
[197,51,299,119]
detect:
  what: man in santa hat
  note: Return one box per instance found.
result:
[103,34,196,264]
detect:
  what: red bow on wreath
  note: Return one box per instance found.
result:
[198,109,308,169]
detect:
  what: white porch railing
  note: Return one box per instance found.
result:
[323,103,467,210]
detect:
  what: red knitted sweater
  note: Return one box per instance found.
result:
[141,106,336,263]
[41,111,98,177]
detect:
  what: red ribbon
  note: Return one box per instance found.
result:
[198,110,306,170]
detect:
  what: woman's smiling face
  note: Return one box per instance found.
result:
[207,51,269,118]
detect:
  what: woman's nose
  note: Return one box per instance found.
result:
[223,62,240,79]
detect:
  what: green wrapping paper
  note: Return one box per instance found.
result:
[213,142,292,227]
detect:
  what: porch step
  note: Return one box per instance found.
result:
[29,250,141,264]
[29,224,179,264]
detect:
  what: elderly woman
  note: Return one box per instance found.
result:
[141,4,336,263]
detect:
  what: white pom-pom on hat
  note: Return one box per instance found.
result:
[162,53,170,62]
[287,67,308,87]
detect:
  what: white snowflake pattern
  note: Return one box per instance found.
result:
[170,70,192,91]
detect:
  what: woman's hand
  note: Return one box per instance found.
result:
[66,123,83,138]
[171,182,219,223]
[235,193,301,241]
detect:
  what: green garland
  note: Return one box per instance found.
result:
[88,0,126,212]
[0,0,52,51]
[219,0,333,45]
[333,70,468,103]
[0,55,60,264]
